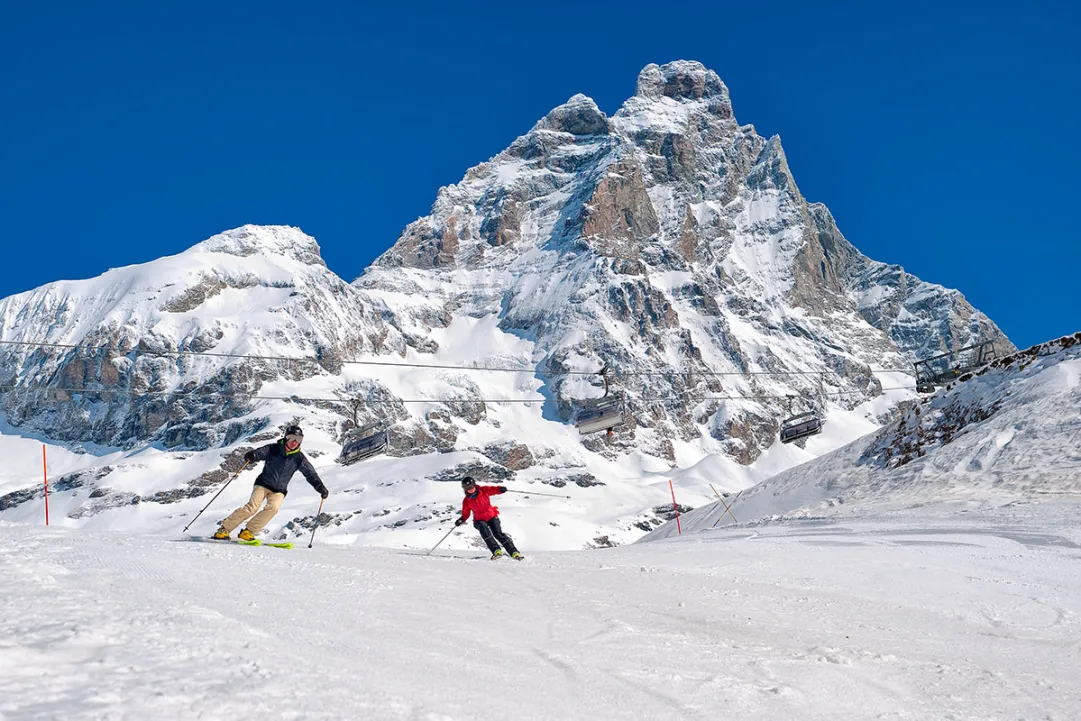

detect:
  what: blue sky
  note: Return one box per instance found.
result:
[1,1,1077,349]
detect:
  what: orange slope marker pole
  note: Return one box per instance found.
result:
[669,480,681,535]
[43,445,49,526]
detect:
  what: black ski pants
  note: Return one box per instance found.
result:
[474,517,519,555]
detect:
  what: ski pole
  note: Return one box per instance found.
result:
[182,460,249,533]
[307,498,325,549]
[502,489,571,499]
[426,523,457,556]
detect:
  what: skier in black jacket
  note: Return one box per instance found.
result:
[214,425,328,541]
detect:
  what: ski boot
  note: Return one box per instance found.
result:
[212,527,230,540]
[238,529,257,542]
[490,549,505,560]
[511,552,524,561]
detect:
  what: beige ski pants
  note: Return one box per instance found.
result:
[221,486,285,534]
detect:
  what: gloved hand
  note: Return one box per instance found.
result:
[321,488,329,500]
[243,451,255,463]
[454,517,465,527]
[498,486,507,492]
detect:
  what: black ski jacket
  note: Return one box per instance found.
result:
[247,440,327,497]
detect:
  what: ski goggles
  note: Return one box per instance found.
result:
[284,433,303,447]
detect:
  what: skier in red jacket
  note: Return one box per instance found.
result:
[455,476,523,560]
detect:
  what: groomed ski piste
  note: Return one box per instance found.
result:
[2,336,1079,720]
[3,503,1080,720]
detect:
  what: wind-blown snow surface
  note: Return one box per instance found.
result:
[3,502,1080,720]
[646,333,1081,540]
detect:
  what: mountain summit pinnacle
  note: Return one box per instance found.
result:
[196,225,326,267]
[634,60,729,101]
[362,58,1011,465]
[533,93,610,136]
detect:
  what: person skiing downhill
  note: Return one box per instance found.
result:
[455,476,523,560]
[214,425,328,541]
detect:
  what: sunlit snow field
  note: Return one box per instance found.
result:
[2,501,1079,720]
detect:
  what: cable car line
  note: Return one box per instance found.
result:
[0,338,918,377]
[0,384,916,405]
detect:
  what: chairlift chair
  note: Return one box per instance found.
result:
[779,411,824,444]
[337,421,389,466]
[575,396,626,435]
[778,393,824,444]
[574,365,626,436]
[913,341,997,391]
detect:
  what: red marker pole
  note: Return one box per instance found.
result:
[669,479,681,535]
[42,445,49,526]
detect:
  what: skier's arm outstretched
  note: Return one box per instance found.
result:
[455,485,507,526]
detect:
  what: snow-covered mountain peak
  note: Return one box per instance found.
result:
[531,93,610,136]
[0,223,398,449]
[619,60,736,132]
[634,60,729,102]
[362,58,1011,471]
[194,224,326,268]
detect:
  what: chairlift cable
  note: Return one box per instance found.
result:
[0,339,919,377]
[0,384,917,405]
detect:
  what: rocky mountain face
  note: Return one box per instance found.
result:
[359,60,1012,465]
[0,226,402,449]
[0,61,1015,547]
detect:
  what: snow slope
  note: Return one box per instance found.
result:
[0,360,903,552]
[646,333,1081,540]
[3,501,1080,720]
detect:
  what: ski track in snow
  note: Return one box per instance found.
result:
[2,503,1080,720]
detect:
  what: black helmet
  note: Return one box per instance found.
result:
[460,476,476,488]
[283,426,304,448]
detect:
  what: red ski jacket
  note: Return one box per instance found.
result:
[460,485,505,523]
